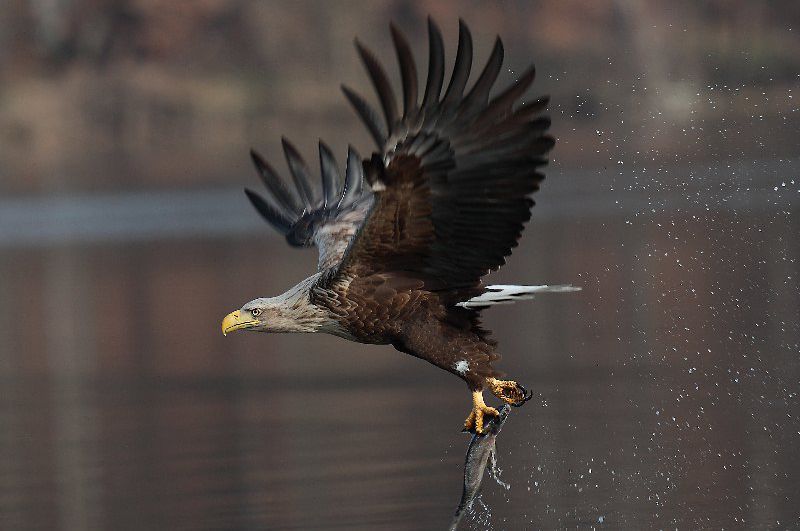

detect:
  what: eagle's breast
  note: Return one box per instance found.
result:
[311,272,431,344]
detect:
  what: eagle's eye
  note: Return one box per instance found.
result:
[251,308,262,317]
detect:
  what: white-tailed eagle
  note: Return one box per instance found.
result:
[221,19,578,433]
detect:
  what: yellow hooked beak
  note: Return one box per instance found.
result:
[221,310,259,336]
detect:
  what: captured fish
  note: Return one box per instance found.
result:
[449,404,512,530]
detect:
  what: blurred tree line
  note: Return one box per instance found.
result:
[0,0,797,195]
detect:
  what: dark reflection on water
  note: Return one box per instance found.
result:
[1,207,798,530]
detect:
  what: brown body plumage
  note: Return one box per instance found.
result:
[221,19,578,433]
[314,272,495,387]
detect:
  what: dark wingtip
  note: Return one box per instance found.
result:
[494,36,504,59]
[460,35,504,114]
[244,188,293,233]
[390,21,419,118]
[281,136,302,164]
[388,22,406,51]
[354,37,399,131]
[318,139,341,208]
[249,148,262,168]
[248,147,304,215]
[341,83,387,148]
[280,137,315,208]
[341,144,365,206]
[353,37,366,57]
[249,149,273,181]
[457,18,473,50]
[441,17,474,108]
[421,17,445,111]
[426,16,437,37]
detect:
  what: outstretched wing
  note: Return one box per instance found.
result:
[245,139,373,271]
[333,18,553,292]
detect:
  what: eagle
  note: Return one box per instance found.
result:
[221,19,578,433]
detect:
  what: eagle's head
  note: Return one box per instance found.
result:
[221,286,330,335]
[221,300,266,335]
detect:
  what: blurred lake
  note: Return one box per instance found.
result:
[1,1,799,530]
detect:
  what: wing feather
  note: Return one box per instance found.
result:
[244,188,294,233]
[249,149,301,215]
[355,40,399,132]
[332,19,553,293]
[440,20,473,110]
[281,138,315,209]
[421,18,445,112]
[339,146,364,208]
[390,24,418,119]
[318,141,341,208]
[246,141,372,271]
[341,85,387,148]
[477,66,536,125]
[459,37,503,117]
[244,19,553,286]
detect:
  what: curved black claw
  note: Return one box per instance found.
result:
[511,383,533,407]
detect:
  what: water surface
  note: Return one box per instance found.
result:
[1,205,798,530]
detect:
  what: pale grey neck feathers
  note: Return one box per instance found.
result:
[243,273,339,334]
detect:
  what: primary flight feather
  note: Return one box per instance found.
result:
[222,18,579,433]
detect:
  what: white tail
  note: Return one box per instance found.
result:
[456,284,581,309]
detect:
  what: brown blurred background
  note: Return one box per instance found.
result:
[0,1,798,530]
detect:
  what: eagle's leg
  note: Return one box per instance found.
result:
[463,390,499,434]
[487,377,533,406]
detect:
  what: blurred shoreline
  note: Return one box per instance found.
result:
[0,157,798,246]
[1,1,798,196]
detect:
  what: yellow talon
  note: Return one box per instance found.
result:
[463,390,499,434]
